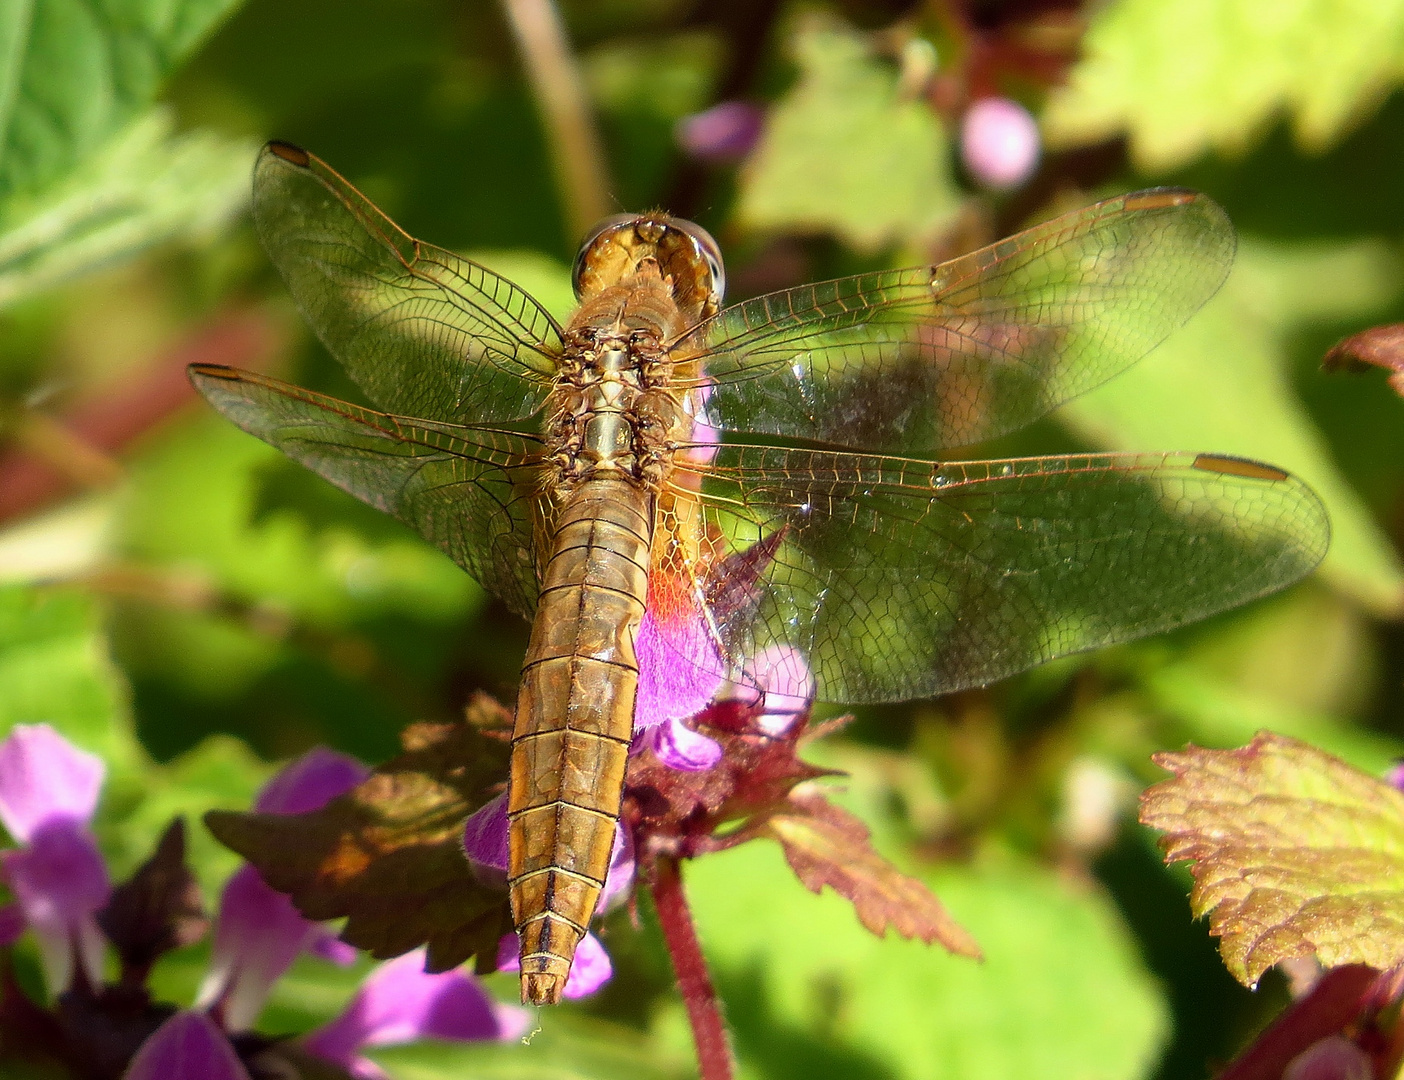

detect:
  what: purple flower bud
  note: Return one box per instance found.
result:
[3,821,110,991]
[0,725,111,992]
[0,724,104,842]
[302,949,528,1079]
[123,1011,253,1080]
[1387,761,1404,791]
[961,97,1040,190]
[197,864,325,1031]
[462,792,510,878]
[255,747,368,815]
[642,716,723,772]
[198,747,370,1030]
[676,101,765,163]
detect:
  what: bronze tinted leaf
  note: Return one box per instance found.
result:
[205,695,514,972]
[1141,732,1404,986]
[98,819,209,978]
[761,794,981,957]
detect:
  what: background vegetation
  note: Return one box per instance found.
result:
[2,1,1404,1077]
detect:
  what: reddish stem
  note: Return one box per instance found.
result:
[1216,965,1381,1080]
[649,855,734,1080]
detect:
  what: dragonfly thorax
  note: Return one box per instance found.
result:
[548,325,689,489]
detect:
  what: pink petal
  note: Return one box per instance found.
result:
[0,725,104,842]
[1283,1035,1373,1080]
[647,717,722,772]
[197,865,319,1031]
[307,927,359,966]
[598,823,635,912]
[496,930,612,1000]
[961,97,1040,190]
[634,603,724,733]
[461,792,510,874]
[1388,762,1404,791]
[303,948,527,1073]
[751,645,814,735]
[122,1010,252,1080]
[676,101,765,162]
[255,747,369,815]
[2,820,110,992]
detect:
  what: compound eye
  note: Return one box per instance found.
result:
[674,220,726,307]
[571,213,637,300]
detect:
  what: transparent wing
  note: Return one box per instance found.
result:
[189,364,545,619]
[676,189,1234,453]
[676,447,1328,702]
[252,141,560,424]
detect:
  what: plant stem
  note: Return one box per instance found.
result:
[649,855,734,1080]
[499,0,611,243]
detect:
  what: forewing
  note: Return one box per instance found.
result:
[680,447,1328,702]
[189,365,544,619]
[678,190,1234,453]
[253,142,560,423]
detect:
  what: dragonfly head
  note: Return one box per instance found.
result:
[572,212,725,321]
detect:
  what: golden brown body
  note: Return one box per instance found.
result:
[508,218,718,1004]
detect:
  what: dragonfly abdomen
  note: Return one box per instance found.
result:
[509,475,653,1005]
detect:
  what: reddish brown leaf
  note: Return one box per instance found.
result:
[761,794,981,957]
[1141,732,1404,986]
[1323,323,1404,398]
[624,696,842,849]
[205,694,513,972]
[98,819,208,980]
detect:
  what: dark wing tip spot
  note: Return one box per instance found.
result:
[266,140,311,167]
[1192,453,1290,482]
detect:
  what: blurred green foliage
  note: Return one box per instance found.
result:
[2,0,1404,1078]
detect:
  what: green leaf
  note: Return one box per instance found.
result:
[0,0,242,200]
[1061,238,1404,615]
[735,20,959,252]
[107,733,270,890]
[0,584,142,781]
[371,1014,692,1080]
[1141,732,1404,986]
[681,842,1167,1080]
[1044,0,1404,171]
[0,109,254,309]
[115,412,481,697]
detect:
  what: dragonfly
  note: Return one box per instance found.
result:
[190,141,1329,1005]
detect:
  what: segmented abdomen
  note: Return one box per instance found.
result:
[508,476,652,1005]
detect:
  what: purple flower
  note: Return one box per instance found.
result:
[198,747,369,1030]
[676,101,765,163]
[0,724,110,992]
[1388,761,1404,791]
[123,1011,253,1080]
[961,97,1041,190]
[303,948,529,1079]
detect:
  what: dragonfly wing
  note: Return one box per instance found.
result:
[253,141,560,424]
[678,446,1328,702]
[677,190,1234,453]
[190,364,544,619]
